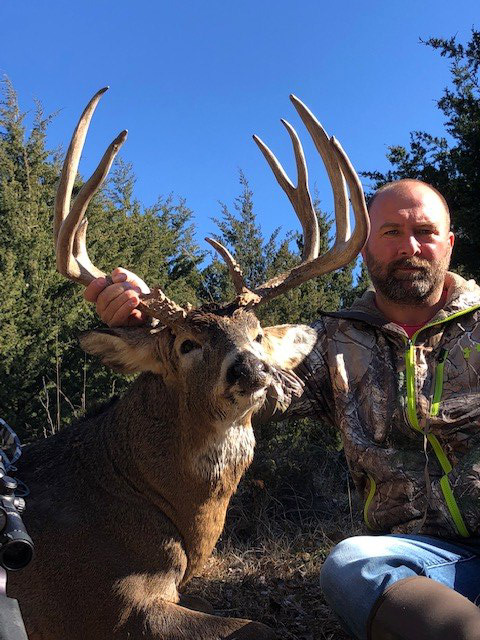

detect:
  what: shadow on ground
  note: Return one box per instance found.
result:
[185,534,352,640]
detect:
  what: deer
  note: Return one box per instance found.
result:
[8,88,369,640]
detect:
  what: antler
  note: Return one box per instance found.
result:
[203,237,262,306]
[55,88,187,325]
[222,94,370,308]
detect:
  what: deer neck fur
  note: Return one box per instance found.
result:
[95,371,255,581]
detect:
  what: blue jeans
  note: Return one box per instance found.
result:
[320,534,480,640]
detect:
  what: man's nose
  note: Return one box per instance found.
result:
[398,235,421,257]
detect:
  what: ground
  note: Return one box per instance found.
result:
[186,520,357,639]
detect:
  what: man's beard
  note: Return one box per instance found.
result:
[364,247,450,305]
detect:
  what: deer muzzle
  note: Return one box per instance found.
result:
[226,353,272,394]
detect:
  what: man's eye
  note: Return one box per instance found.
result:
[384,229,399,236]
[180,340,200,354]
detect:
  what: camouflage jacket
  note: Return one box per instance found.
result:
[285,272,480,539]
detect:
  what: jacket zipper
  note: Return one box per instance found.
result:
[404,331,470,537]
[430,348,448,418]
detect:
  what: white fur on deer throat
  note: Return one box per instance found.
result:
[192,421,255,484]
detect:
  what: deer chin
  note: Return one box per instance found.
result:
[232,385,269,420]
[210,380,268,428]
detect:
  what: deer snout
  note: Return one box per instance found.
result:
[226,353,271,392]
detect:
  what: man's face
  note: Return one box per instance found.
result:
[363,182,454,305]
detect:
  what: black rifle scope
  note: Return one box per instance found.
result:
[0,460,33,571]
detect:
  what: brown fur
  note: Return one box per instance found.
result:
[9,310,316,639]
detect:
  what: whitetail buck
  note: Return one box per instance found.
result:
[9,89,369,639]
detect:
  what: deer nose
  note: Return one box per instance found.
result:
[226,353,271,390]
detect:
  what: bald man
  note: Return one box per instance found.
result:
[86,180,480,640]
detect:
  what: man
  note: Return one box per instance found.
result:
[85,179,480,640]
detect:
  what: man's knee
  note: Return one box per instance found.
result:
[320,535,389,597]
[319,535,443,640]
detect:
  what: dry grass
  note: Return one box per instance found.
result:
[186,518,357,640]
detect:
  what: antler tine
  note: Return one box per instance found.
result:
[329,135,370,263]
[72,218,99,280]
[57,129,128,284]
[205,237,248,295]
[54,86,108,246]
[253,121,319,261]
[290,94,350,245]
[55,86,128,285]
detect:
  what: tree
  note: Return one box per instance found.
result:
[363,30,480,280]
[201,171,277,305]
[0,79,63,439]
[0,81,203,440]
[200,173,358,325]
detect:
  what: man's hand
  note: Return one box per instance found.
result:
[84,268,150,327]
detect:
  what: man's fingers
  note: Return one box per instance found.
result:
[83,277,107,303]
[97,288,140,326]
[107,295,141,327]
[83,268,149,327]
[95,282,140,316]
[111,269,128,283]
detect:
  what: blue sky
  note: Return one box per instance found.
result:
[1,1,477,265]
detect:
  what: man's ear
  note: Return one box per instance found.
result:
[262,324,317,370]
[79,326,171,375]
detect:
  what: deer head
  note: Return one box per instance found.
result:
[54,88,369,432]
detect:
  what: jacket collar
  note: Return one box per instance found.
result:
[326,272,480,329]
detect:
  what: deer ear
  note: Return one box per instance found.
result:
[262,324,317,370]
[79,327,170,375]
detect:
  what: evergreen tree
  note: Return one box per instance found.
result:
[363,30,480,279]
[201,174,358,325]
[0,79,62,439]
[201,171,280,310]
[0,82,203,440]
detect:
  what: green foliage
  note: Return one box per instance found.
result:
[363,30,480,280]
[0,81,203,441]
[200,174,359,325]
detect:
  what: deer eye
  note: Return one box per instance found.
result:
[255,333,263,344]
[180,340,200,355]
